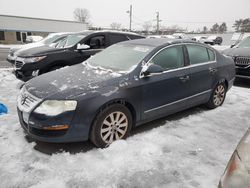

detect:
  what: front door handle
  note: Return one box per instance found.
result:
[209,67,217,74]
[179,75,190,83]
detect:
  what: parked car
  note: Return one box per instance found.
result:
[222,36,250,79]
[218,128,250,188]
[7,32,71,64]
[13,30,145,81]
[25,35,43,43]
[204,35,223,45]
[17,39,235,148]
[191,36,208,43]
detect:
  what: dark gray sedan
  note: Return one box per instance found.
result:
[17,39,235,147]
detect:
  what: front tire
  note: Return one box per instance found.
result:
[206,82,226,109]
[90,104,132,148]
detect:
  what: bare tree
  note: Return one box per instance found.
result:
[210,23,219,33]
[219,22,227,33]
[202,26,208,34]
[73,8,90,24]
[110,22,122,30]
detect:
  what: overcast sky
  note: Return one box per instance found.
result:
[0,0,249,31]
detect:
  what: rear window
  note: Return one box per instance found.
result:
[186,44,210,65]
[109,34,129,45]
[127,35,144,40]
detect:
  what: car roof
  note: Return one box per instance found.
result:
[73,30,142,36]
[120,38,197,47]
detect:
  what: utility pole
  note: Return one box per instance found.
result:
[127,5,132,31]
[156,11,161,34]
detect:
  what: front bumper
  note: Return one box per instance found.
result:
[235,66,250,79]
[17,108,89,143]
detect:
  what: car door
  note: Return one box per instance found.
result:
[184,44,218,105]
[140,45,190,120]
[73,34,107,64]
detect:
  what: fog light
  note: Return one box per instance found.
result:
[43,125,69,130]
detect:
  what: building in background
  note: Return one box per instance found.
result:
[0,15,87,44]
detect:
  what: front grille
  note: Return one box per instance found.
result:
[17,87,42,113]
[15,61,24,69]
[235,57,250,67]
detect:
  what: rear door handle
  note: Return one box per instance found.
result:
[179,75,190,83]
[209,67,217,74]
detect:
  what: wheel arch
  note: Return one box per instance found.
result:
[88,98,137,137]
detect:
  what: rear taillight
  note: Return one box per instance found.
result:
[219,151,249,188]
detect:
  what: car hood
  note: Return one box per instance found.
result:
[222,47,250,57]
[16,45,65,57]
[10,42,45,54]
[25,63,123,99]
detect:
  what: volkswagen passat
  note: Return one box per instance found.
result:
[17,39,235,148]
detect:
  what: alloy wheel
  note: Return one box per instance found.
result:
[213,84,225,106]
[100,111,128,144]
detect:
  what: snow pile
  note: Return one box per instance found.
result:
[0,70,250,188]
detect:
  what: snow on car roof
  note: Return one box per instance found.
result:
[121,38,195,47]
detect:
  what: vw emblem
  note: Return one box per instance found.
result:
[21,94,27,105]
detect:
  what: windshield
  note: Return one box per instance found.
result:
[56,35,85,48]
[238,37,250,48]
[88,43,154,72]
[40,34,67,45]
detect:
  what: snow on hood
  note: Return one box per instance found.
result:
[222,47,250,57]
[10,42,45,54]
[25,63,122,99]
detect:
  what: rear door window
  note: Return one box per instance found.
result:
[109,34,129,45]
[186,44,210,65]
[150,45,184,70]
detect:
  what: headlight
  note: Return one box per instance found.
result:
[34,100,77,116]
[23,56,46,63]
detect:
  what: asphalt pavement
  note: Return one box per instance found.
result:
[0,48,11,68]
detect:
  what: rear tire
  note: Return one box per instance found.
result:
[206,82,226,109]
[90,104,132,148]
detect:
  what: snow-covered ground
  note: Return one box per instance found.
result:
[0,70,250,188]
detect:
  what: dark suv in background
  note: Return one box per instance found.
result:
[222,36,250,79]
[12,30,145,81]
[7,32,71,64]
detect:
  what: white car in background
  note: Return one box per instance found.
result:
[25,35,43,43]
[192,36,208,43]
[204,35,223,45]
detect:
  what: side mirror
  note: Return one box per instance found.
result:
[77,43,90,50]
[141,64,164,77]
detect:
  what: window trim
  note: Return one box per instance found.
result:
[139,43,217,79]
